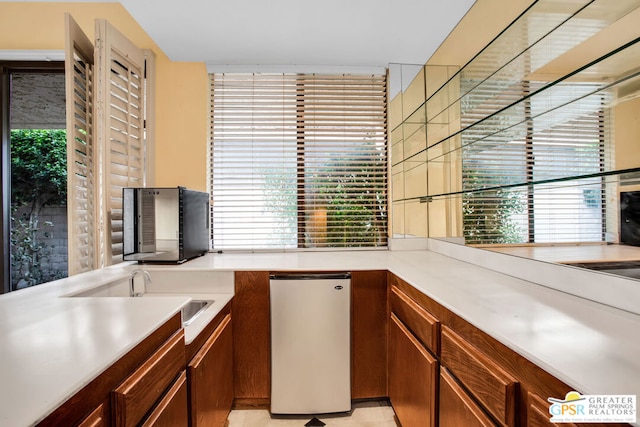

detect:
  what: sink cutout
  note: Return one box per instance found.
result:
[182,300,213,326]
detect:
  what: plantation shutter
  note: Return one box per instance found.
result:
[65,14,96,275]
[95,19,154,265]
[210,73,388,250]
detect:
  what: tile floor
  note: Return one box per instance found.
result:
[227,400,398,427]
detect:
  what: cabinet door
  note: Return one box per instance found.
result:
[389,314,438,427]
[189,314,233,427]
[440,368,497,427]
[141,371,188,427]
[441,326,517,427]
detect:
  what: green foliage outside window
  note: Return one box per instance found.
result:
[462,170,525,245]
[10,129,67,288]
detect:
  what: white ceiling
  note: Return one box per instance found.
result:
[123,0,476,70]
[5,0,477,71]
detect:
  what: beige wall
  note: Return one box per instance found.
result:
[0,2,209,191]
[615,97,640,172]
[427,0,533,68]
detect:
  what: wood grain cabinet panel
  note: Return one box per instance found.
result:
[440,368,497,427]
[77,404,106,427]
[527,391,567,427]
[113,329,186,427]
[233,271,270,405]
[388,314,438,427]
[390,285,439,354]
[140,371,188,427]
[352,270,388,399]
[189,314,233,427]
[441,326,517,427]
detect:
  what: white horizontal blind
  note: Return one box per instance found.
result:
[462,85,610,245]
[210,73,388,250]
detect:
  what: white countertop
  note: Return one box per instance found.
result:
[1,246,639,426]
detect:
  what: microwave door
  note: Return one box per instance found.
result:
[138,190,157,253]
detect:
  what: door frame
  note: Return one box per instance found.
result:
[0,58,65,293]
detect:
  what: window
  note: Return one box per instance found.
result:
[210,73,388,250]
[65,14,155,272]
[0,16,155,293]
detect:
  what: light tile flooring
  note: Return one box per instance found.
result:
[227,401,398,427]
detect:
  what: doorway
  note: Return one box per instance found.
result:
[0,61,68,292]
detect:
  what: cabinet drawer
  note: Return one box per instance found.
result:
[78,404,106,427]
[141,371,188,427]
[526,391,578,427]
[441,326,517,427]
[113,329,186,427]
[390,285,439,354]
[440,368,497,427]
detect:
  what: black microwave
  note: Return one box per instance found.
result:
[123,187,209,263]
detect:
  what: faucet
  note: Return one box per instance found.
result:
[130,269,152,297]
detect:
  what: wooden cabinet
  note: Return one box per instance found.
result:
[440,368,497,427]
[387,273,634,427]
[232,271,271,406]
[38,314,183,427]
[141,371,188,427]
[112,329,186,427]
[440,326,517,427]
[351,270,388,399]
[388,282,439,427]
[188,313,233,427]
[233,270,390,405]
[388,314,438,427]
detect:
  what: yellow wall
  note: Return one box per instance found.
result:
[0,2,209,191]
[154,60,209,191]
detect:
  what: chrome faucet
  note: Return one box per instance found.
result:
[129,269,152,297]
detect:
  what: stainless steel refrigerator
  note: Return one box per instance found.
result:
[270,273,351,415]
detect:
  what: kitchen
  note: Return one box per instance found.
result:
[1,0,640,426]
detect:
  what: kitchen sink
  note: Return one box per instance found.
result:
[181,300,214,326]
[66,281,214,326]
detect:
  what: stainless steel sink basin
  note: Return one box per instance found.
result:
[182,300,214,326]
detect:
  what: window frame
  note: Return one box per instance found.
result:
[209,72,389,251]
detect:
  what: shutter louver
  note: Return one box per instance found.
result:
[96,19,149,265]
[65,14,96,275]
